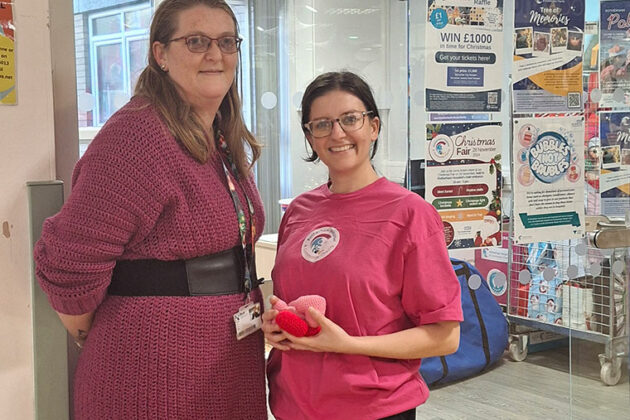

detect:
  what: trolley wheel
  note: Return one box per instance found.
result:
[600,362,621,386]
[509,341,528,362]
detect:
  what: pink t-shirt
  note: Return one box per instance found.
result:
[267,177,463,420]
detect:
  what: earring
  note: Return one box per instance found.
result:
[160,63,167,71]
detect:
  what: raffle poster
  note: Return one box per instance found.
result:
[425,0,504,112]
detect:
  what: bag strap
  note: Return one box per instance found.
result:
[455,263,492,370]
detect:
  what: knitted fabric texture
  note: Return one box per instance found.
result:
[34,96,267,419]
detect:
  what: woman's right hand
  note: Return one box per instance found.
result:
[262,295,291,351]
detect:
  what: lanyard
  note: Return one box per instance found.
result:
[216,133,256,298]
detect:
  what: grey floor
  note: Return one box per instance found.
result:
[267,339,630,419]
[419,339,629,420]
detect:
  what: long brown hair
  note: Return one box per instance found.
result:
[134,0,260,176]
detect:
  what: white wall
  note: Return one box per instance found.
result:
[287,0,409,196]
[0,0,70,418]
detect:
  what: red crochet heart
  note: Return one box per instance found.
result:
[276,311,308,337]
[305,326,321,337]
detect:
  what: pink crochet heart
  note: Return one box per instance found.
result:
[289,295,326,327]
[272,295,326,335]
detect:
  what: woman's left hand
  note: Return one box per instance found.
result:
[283,307,356,354]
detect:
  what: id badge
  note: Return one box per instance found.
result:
[233,302,262,340]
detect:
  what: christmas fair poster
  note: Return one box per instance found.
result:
[0,1,15,105]
[425,122,502,249]
[512,116,585,244]
[600,1,630,107]
[425,0,504,112]
[598,111,630,216]
[512,0,584,113]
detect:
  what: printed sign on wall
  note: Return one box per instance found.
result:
[0,1,15,105]
[425,0,504,112]
[600,1,630,107]
[512,0,585,113]
[512,116,585,244]
[425,121,502,249]
[598,111,630,216]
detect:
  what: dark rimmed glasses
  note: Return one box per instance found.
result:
[166,35,242,54]
[304,110,374,138]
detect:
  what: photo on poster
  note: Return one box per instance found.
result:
[425,122,502,250]
[512,116,585,244]
[602,145,621,169]
[567,31,583,52]
[621,148,630,169]
[515,27,534,55]
[550,27,568,53]
[533,31,550,56]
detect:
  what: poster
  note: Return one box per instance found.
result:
[600,1,630,107]
[512,116,585,244]
[425,0,504,112]
[512,0,585,113]
[600,170,630,217]
[0,1,15,105]
[425,121,502,249]
[598,111,630,216]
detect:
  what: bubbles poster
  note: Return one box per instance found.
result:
[512,116,585,244]
[425,121,502,249]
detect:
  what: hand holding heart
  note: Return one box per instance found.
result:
[272,295,326,337]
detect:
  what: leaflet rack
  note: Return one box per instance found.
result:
[506,216,628,385]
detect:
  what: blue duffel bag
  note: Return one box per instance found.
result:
[420,258,508,386]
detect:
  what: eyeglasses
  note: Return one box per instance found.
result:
[304,111,374,138]
[166,35,242,54]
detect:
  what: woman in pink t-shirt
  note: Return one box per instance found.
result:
[263,71,463,420]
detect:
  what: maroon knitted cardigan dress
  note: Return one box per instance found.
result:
[34,96,267,420]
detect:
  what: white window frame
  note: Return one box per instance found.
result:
[88,2,151,126]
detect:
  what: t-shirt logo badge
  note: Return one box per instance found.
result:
[301,227,340,263]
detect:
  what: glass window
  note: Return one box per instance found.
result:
[75,1,151,135]
[95,42,125,124]
[124,8,151,30]
[93,14,121,35]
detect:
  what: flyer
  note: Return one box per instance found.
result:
[600,1,630,107]
[599,111,630,167]
[512,116,585,244]
[425,122,502,249]
[425,0,504,112]
[512,0,584,113]
[0,1,15,105]
[600,169,630,217]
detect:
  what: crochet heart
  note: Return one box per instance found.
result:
[276,311,308,337]
[289,295,326,327]
[272,294,326,337]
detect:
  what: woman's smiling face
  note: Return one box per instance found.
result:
[306,90,379,178]
[153,5,238,116]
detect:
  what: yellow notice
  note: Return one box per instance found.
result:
[0,35,15,104]
[0,1,16,105]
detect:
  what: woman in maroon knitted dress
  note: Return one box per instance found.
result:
[34,1,267,418]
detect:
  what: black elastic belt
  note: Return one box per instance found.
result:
[108,245,260,297]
